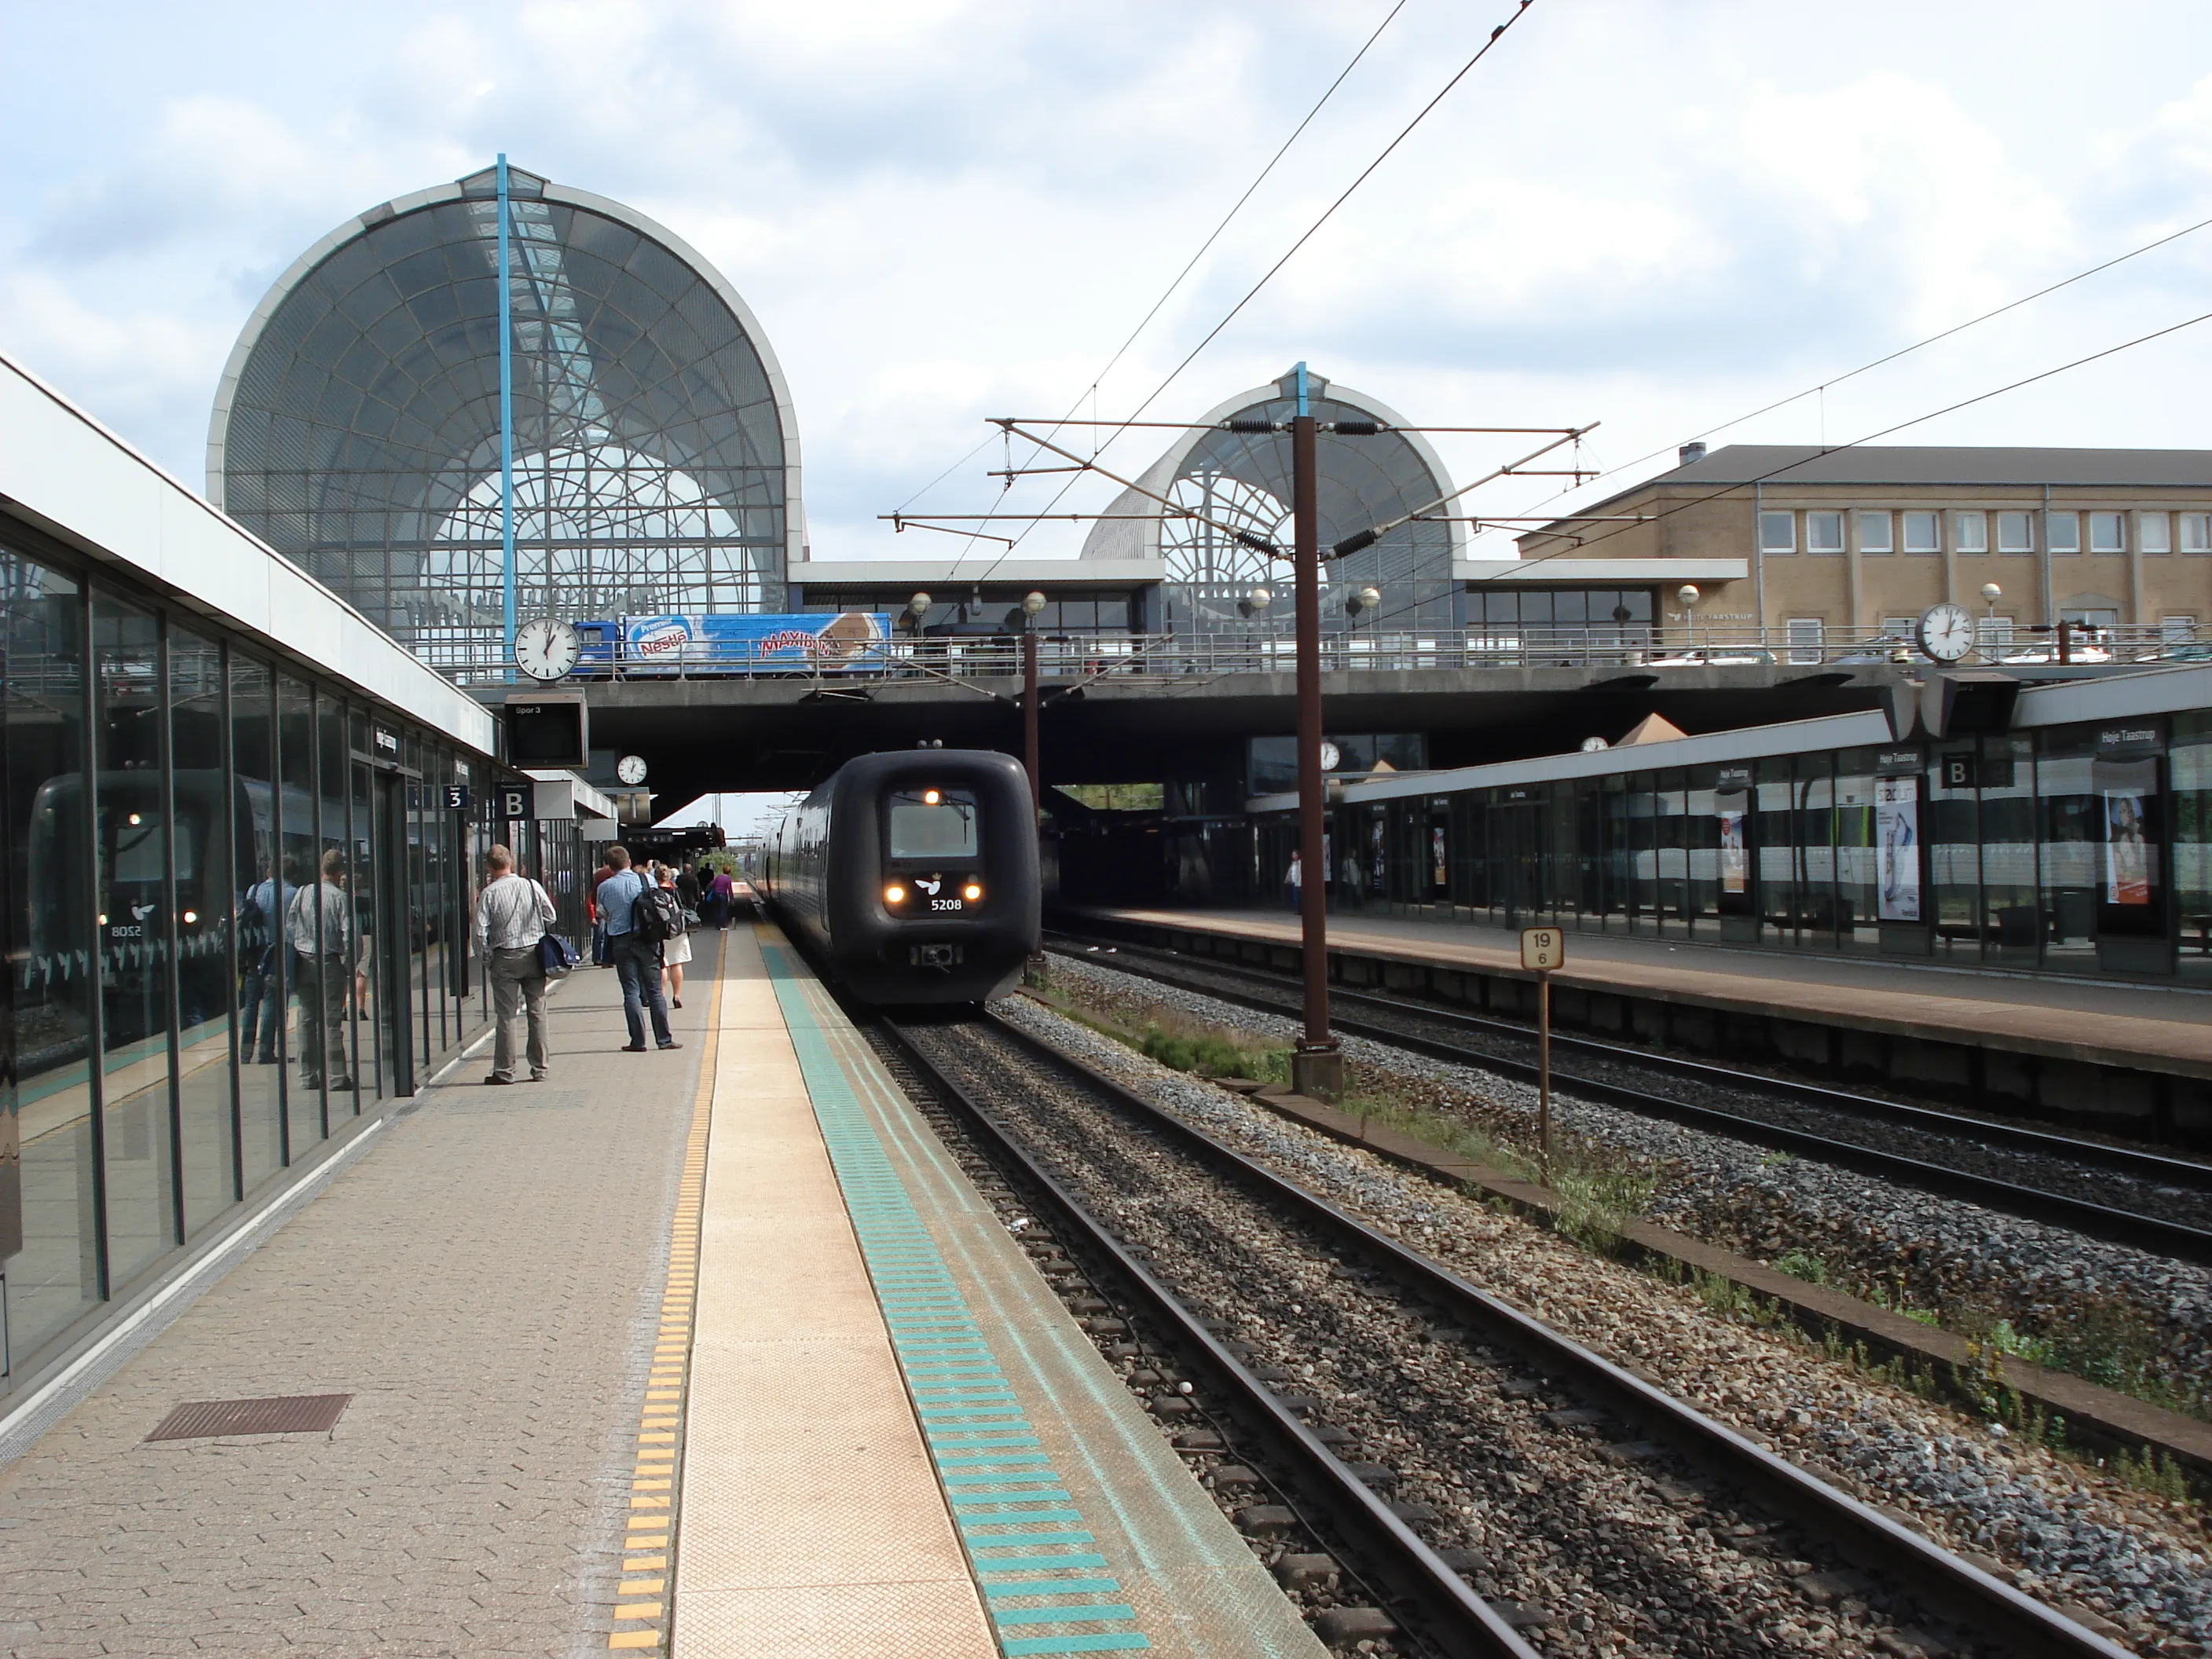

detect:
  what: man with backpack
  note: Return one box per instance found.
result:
[473,844,558,1084]
[596,844,680,1053]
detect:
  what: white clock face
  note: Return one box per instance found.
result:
[1319,740,1342,771]
[1917,602,1976,663]
[616,754,648,786]
[514,617,580,681]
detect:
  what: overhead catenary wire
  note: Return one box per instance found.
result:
[957,0,1543,591]
[1481,207,2212,551]
[892,0,1415,581]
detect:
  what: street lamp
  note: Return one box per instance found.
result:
[906,591,932,629]
[1347,584,1382,620]
[1238,585,1273,619]
[1020,591,1046,814]
[1979,582,2002,661]
[1677,583,1700,654]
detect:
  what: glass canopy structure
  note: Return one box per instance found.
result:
[208,162,802,668]
[1079,369,1465,632]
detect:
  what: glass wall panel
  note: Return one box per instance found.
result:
[347,755,379,1105]
[169,627,236,1235]
[1600,776,1632,932]
[2,554,101,1357]
[1684,767,1722,940]
[1797,758,1838,947]
[2037,733,2099,971]
[1835,754,1881,953]
[2177,715,2212,983]
[1754,760,1798,946]
[230,656,284,1189]
[1928,745,1983,962]
[1980,736,2040,968]
[278,675,322,1149]
[1654,772,1688,934]
[2092,733,2170,976]
[91,593,178,1288]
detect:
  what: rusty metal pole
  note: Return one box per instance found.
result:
[1023,625,1041,816]
[1289,362,1343,1103]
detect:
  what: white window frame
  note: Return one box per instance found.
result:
[2047,511,2081,553]
[1954,510,1988,553]
[2089,511,2126,554]
[1856,510,1893,554]
[2181,512,2212,554]
[1902,510,1940,555]
[1759,511,1796,554]
[2140,511,2172,555]
[1805,511,1845,555]
[2161,614,2199,643]
[1996,511,2034,554]
[1785,617,1825,664]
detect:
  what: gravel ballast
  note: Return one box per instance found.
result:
[999,967,2212,1655]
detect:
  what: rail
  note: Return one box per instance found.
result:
[430,622,2210,685]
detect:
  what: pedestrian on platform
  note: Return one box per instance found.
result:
[285,848,356,1092]
[239,853,294,1064]
[659,866,693,1009]
[598,845,679,1053]
[677,859,702,921]
[1285,849,1302,913]
[707,866,735,929]
[474,844,557,1084]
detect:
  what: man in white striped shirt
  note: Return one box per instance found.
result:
[473,844,557,1085]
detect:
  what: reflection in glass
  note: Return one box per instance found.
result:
[3,553,101,1357]
[278,676,323,1148]
[170,627,236,1234]
[92,593,178,1288]
[231,655,285,1188]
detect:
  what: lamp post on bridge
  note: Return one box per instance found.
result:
[1020,589,1046,818]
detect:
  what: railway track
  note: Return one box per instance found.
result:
[1048,932,2212,1266]
[880,1006,2133,1659]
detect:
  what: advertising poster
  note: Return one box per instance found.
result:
[1432,826,1448,890]
[616,613,892,672]
[1717,806,1748,895]
[1370,817,1386,890]
[1875,775,1921,921]
[2105,788,2152,905]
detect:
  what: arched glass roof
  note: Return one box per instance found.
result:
[209,163,800,665]
[1080,369,1463,632]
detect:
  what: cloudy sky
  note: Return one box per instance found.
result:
[13,0,2212,585]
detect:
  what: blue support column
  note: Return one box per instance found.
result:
[497,153,517,666]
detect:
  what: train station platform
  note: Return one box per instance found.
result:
[1066,906,2212,1141]
[0,922,1321,1658]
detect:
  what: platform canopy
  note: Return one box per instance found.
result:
[1078,368,1466,632]
[209,162,804,670]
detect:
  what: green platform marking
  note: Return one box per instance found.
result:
[764,947,1152,1657]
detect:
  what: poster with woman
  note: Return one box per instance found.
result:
[1875,775,1921,921]
[1717,806,1748,895]
[2105,787,2152,904]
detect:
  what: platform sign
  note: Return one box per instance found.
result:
[443,784,471,811]
[1520,926,1564,1182]
[498,786,530,821]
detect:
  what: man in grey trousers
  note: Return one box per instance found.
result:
[473,844,558,1084]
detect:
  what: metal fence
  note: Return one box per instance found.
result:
[433,621,2209,686]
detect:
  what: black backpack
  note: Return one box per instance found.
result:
[632,884,685,943]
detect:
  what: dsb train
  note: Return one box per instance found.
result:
[760,749,1039,1005]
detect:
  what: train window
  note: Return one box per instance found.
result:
[888,789,979,859]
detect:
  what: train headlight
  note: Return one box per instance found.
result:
[182,910,197,925]
[884,884,906,905]
[962,883,982,901]
[922,789,941,805]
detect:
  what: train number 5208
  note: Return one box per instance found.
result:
[930,897,964,911]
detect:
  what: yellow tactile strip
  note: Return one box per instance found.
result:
[607,941,723,1652]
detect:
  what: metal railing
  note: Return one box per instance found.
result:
[432,622,2209,686]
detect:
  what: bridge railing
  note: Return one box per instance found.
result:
[432,621,2206,684]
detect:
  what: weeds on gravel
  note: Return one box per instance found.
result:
[1772,1248,1831,1285]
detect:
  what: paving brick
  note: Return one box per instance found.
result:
[0,946,720,1656]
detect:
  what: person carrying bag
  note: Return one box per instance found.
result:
[473,844,558,1084]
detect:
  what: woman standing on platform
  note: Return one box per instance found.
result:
[659,867,693,1008]
[707,866,735,929]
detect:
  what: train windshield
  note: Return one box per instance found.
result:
[887,789,979,859]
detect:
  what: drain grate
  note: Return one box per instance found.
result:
[146,1393,353,1441]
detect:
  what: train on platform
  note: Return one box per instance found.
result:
[760,749,1039,1005]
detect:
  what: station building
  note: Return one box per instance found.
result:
[0,351,571,1392]
[1526,444,2212,653]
